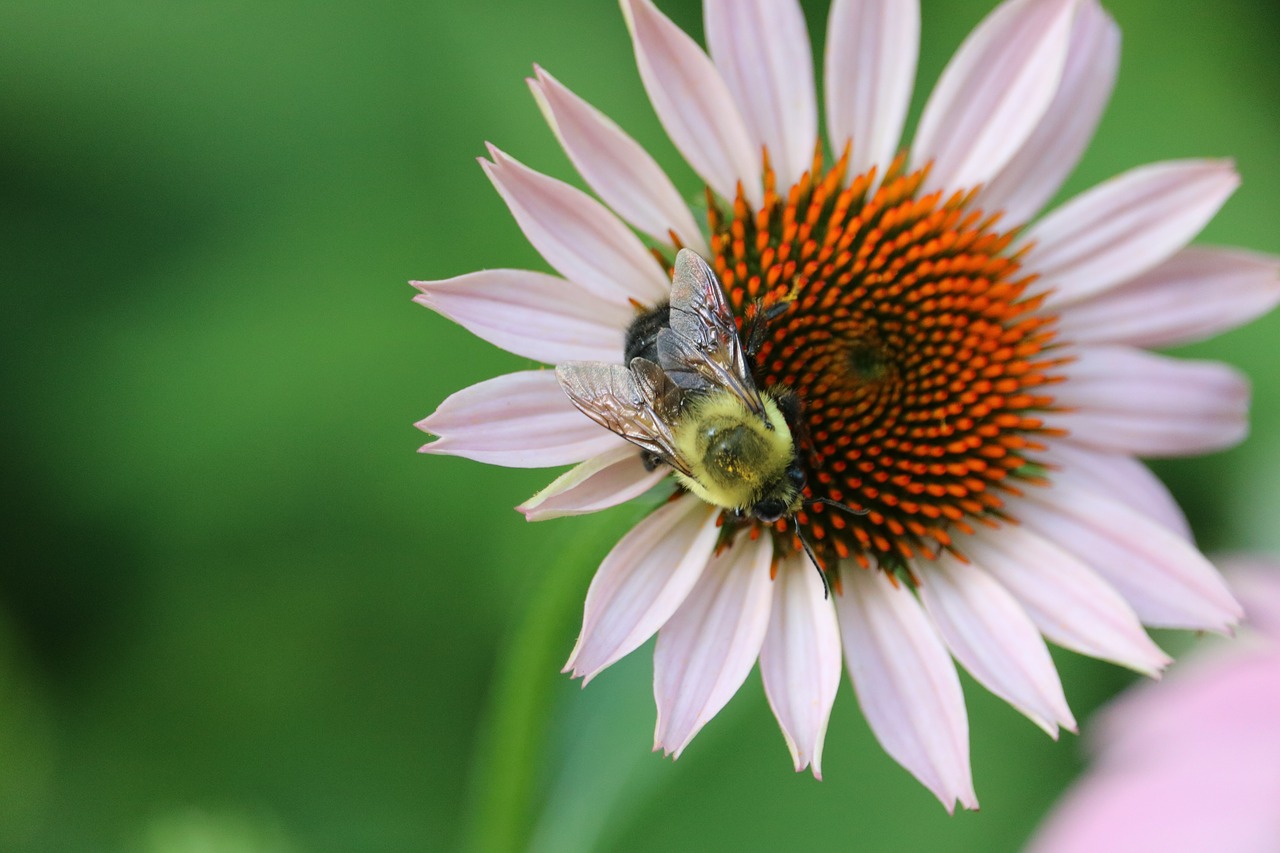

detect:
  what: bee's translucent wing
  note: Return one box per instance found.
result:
[555,359,692,477]
[657,249,766,418]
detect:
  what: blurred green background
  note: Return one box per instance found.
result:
[3,0,1279,850]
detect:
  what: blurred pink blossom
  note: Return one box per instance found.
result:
[1027,556,1280,853]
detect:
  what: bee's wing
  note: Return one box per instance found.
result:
[555,359,693,477]
[657,249,766,418]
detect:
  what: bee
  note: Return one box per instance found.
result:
[557,249,852,588]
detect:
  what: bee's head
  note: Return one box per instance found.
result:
[751,460,806,523]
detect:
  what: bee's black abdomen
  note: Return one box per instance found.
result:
[624,301,670,364]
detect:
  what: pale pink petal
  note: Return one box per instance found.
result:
[481,145,669,305]
[653,534,774,758]
[977,0,1118,225]
[704,0,817,190]
[824,0,919,181]
[759,556,841,779]
[1221,556,1280,641]
[565,495,720,682]
[837,567,977,812]
[1055,246,1280,348]
[418,371,625,467]
[1093,652,1280,767]
[517,444,669,521]
[912,0,1077,194]
[962,524,1171,676]
[1038,442,1190,540]
[1026,160,1240,306]
[620,0,762,206]
[1050,346,1249,457]
[1018,478,1243,632]
[918,555,1075,736]
[1027,744,1280,853]
[529,66,708,255]
[412,269,631,364]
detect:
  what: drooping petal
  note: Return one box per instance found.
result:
[759,556,842,779]
[565,494,720,682]
[918,555,1075,736]
[962,524,1171,676]
[1017,478,1243,632]
[1049,345,1249,458]
[517,444,668,521]
[837,567,977,812]
[1038,441,1190,540]
[824,0,919,182]
[412,269,631,364]
[418,371,625,467]
[1055,246,1280,348]
[912,0,1078,194]
[1026,160,1240,306]
[620,0,762,206]
[481,144,669,305]
[977,0,1118,225]
[653,533,774,758]
[529,66,708,254]
[704,0,817,190]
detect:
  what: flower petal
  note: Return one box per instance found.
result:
[412,269,632,364]
[1050,346,1250,458]
[704,0,817,190]
[418,371,624,467]
[529,66,708,255]
[1055,246,1280,348]
[653,533,774,758]
[1220,556,1280,642]
[918,555,1075,736]
[824,0,919,182]
[517,444,668,521]
[1093,652,1280,767]
[1038,441,1190,540]
[1018,478,1244,632]
[977,0,1118,225]
[759,556,842,779]
[912,0,1078,194]
[962,523,1171,676]
[1026,160,1240,307]
[1026,737,1280,853]
[481,144,670,305]
[565,494,720,682]
[620,0,762,206]
[837,567,977,812]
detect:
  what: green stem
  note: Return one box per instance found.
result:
[459,525,616,853]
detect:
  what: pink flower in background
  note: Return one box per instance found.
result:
[1026,558,1280,853]
[415,0,1279,809]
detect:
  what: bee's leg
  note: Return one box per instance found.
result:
[640,450,664,471]
[744,299,794,358]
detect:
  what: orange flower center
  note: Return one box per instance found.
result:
[689,148,1066,574]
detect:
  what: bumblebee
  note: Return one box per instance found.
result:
[556,249,807,525]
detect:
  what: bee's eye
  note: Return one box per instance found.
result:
[787,465,806,489]
[753,498,787,523]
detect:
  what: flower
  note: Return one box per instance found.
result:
[414,0,1279,810]
[1025,558,1280,853]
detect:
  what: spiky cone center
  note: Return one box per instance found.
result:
[678,149,1067,579]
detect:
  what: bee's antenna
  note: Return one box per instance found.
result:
[793,523,831,600]
[806,496,870,517]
